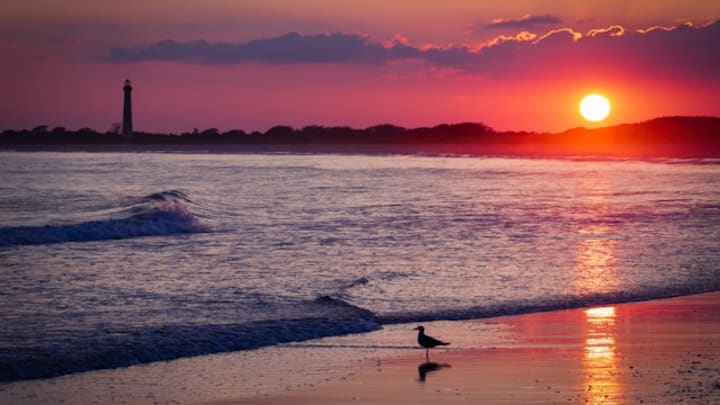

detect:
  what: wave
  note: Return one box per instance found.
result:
[332,271,720,326]
[375,284,720,325]
[0,190,209,247]
[3,284,718,383]
[0,296,380,382]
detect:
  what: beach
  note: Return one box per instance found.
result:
[211,291,720,405]
[2,152,719,404]
[3,1,720,403]
[1,291,718,404]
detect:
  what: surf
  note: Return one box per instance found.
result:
[0,190,209,247]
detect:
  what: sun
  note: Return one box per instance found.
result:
[579,94,611,122]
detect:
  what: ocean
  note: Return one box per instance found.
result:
[1,151,719,382]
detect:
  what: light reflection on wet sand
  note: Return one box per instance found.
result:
[574,182,622,403]
[584,306,620,404]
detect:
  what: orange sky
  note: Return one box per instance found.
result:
[1,0,719,133]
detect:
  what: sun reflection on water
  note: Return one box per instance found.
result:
[573,224,619,294]
[586,307,616,319]
[575,187,622,402]
[570,176,622,295]
[583,306,620,404]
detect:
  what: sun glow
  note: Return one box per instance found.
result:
[585,306,616,318]
[579,94,611,122]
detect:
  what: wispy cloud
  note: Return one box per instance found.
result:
[487,14,563,29]
[107,21,720,79]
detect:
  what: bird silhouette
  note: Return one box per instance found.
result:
[414,326,449,359]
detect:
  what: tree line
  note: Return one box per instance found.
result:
[2,117,719,158]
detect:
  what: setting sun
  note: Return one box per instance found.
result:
[579,94,611,122]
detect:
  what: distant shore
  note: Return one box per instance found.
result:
[3,116,720,158]
[2,291,719,404]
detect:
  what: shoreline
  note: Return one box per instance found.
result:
[2,291,719,404]
[3,142,720,160]
[214,291,720,404]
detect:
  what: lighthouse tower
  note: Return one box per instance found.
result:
[122,78,133,138]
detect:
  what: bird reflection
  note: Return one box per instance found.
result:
[417,362,451,382]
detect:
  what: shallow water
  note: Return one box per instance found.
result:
[1,151,719,381]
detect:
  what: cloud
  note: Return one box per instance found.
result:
[107,21,720,80]
[534,27,583,43]
[108,32,421,64]
[487,14,563,29]
[587,25,625,38]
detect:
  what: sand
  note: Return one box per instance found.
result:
[211,292,720,405]
[1,292,719,404]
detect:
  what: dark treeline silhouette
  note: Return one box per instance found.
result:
[0,122,496,145]
[2,117,719,157]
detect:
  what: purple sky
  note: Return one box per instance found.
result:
[1,1,719,133]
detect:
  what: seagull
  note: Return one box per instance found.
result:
[414,325,450,359]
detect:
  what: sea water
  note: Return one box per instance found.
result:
[1,151,719,381]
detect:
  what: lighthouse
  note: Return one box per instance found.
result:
[122,78,133,138]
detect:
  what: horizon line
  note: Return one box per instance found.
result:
[5,115,720,136]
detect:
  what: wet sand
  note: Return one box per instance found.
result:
[210,292,720,405]
[1,292,719,404]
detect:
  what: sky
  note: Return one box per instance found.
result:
[1,0,719,133]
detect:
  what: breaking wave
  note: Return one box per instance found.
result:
[0,190,209,247]
[0,295,380,382]
[3,282,720,382]
[375,286,720,324]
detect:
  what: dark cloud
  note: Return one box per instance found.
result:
[107,21,720,80]
[487,14,563,29]
[108,32,421,64]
